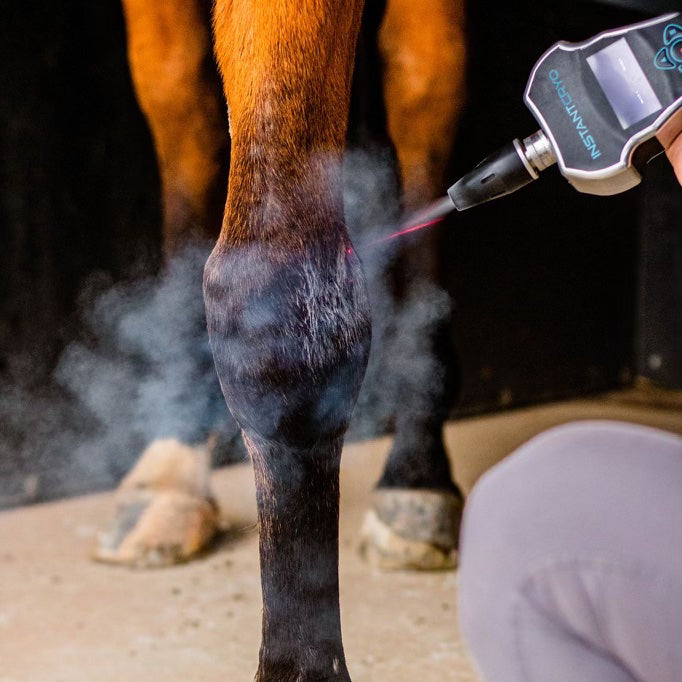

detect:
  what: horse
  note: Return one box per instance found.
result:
[100,0,467,678]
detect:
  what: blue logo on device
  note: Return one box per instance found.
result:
[654,23,682,73]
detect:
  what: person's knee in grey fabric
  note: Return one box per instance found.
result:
[458,420,682,682]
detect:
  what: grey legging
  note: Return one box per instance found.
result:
[458,420,682,682]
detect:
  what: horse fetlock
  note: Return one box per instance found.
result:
[203,241,371,448]
[256,653,352,682]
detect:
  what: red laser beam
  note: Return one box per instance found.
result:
[377,216,444,242]
[346,215,445,256]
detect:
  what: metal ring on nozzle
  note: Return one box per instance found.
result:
[522,130,557,173]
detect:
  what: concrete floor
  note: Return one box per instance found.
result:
[0,389,680,682]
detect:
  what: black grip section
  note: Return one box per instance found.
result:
[447,141,537,211]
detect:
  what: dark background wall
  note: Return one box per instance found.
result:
[0,1,161,362]
[448,1,642,411]
[0,1,163,504]
[0,0,679,505]
[448,1,681,411]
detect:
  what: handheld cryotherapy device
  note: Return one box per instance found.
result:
[429,13,682,218]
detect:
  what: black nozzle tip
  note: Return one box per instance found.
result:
[448,140,537,211]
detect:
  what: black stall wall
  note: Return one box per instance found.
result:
[637,155,682,390]
[445,1,648,414]
[0,1,161,365]
[0,1,161,503]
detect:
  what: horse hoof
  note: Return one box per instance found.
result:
[359,488,463,571]
[93,439,219,568]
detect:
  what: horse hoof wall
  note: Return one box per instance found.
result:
[93,439,219,568]
[359,488,462,571]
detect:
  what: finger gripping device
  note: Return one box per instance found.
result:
[447,13,682,211]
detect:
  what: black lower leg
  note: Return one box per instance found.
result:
[378,227,460,495]
[248,434,349,682]
[378,413,456,492]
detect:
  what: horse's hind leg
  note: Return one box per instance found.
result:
[121,0,228,254]
[205,1,369,678]
[360,0,467,570]
[94,0,229,567]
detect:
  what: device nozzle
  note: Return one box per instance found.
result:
[447,131,556,211]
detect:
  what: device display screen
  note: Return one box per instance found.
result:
[587,37,662,129]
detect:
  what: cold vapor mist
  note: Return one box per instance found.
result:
[0,148,454,507]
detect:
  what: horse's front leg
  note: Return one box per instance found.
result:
[205,1,369,679]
